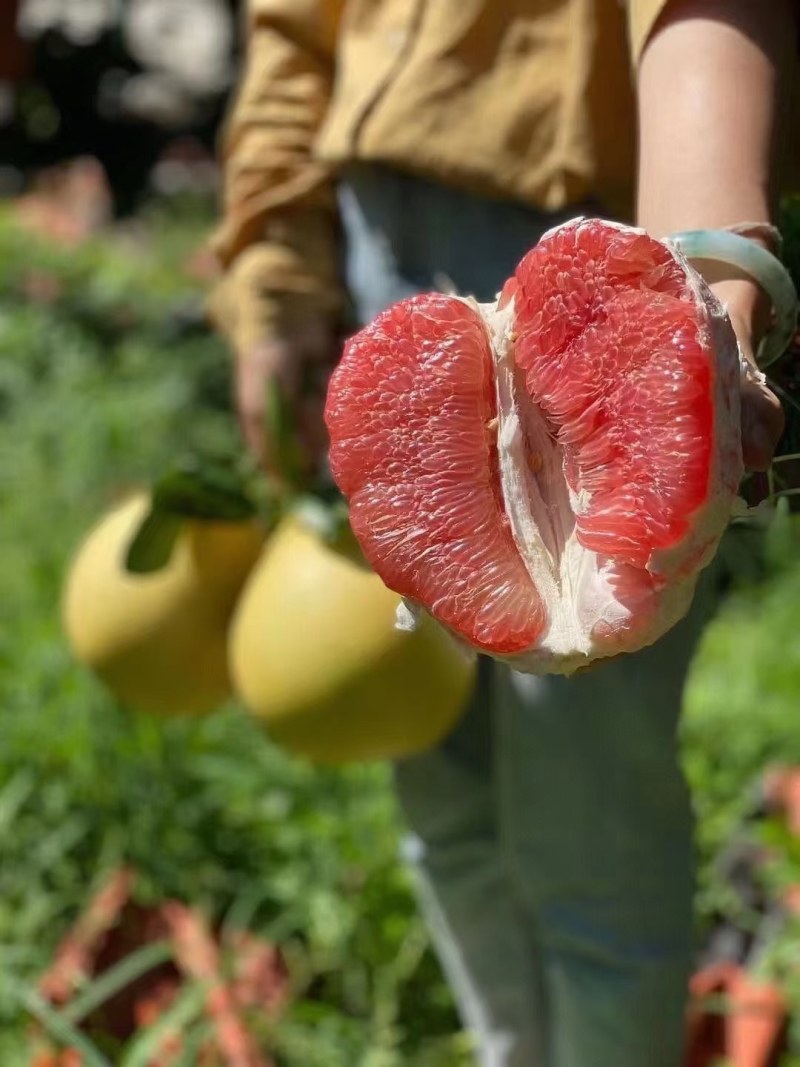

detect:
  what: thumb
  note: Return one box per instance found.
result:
[740,375,785,471]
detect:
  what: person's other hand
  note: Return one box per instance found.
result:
[235,315,342,477]
[711,277,785,472]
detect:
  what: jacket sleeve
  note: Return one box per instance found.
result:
[208,0,344,356]
[627,0,670,63]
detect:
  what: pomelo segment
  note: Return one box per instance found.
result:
[513,222,714,569]
[326,293,545,654]
[326,219,743,673]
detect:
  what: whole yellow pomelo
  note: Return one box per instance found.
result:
[62,494,264,714]
[229,515,476,763]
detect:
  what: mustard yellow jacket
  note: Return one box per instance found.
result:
[210,0,670,354]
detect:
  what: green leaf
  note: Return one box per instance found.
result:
[124,504,182,575]
[62,940,173,1025]
[120,981,208,1067]
[0,771,35,836]
[764,498,799,574]
[14,986,114,1067]
[151,465,256,522]
[124,459,262,574]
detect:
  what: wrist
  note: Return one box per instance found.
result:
[709,277,771,347]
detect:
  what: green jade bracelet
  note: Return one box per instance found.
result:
[669,228,798,369]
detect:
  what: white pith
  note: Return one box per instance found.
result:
[463,220,743,674]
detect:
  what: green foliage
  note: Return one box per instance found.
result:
[684,516,800,896]
[682,513,800,1058]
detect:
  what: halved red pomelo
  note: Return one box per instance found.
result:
[325,218,743,672]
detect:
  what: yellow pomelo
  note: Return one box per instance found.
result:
[63,494,264,714]
[229,515,476,763]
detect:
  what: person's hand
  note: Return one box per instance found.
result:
[710,277,785,472]
[235,315,342,478]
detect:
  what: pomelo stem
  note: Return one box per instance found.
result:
[262,377,311,498]
[260,377,354,540]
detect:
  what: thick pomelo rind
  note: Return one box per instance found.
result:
[229,517,476,763]
[62,495,264,713]
[326,293,545,655]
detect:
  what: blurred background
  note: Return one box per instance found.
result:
[0,1,800,1065]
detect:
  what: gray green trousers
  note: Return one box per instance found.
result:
[339,165,720,1067]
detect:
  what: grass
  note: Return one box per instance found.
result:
[0,196,798,1063]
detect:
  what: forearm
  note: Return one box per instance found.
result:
[637,0,795,335]
[636,0,794,468]
[208,211,342,356]
[637,0,793,238]
[209,0,344,355]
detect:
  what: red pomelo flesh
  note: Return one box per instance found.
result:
[326,294,545,653]
[326,219,743,672]
[514,226,713,568]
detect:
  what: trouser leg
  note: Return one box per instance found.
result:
[493,568,721,1067]
[393,661,549,1067]
[396,571,717,1067]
